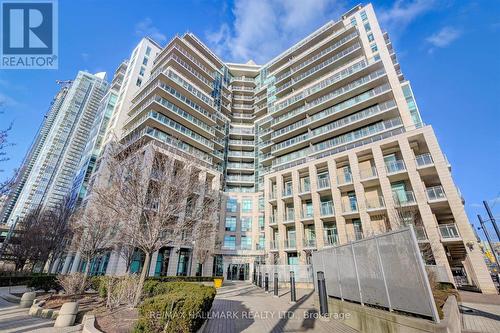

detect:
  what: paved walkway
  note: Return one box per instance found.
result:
[202,282,358,333]
[459,291,500,333]
[0,286,82,333]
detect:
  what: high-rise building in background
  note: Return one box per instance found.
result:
[1,71,109,225]
[6,3,494,293]
[0,86,70,224]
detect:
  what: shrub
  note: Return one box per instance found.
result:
[134,282,216,333]
[146,276,222,283]
[27,275,60,292]
[105,275,140,309]
[89,276,108,297]
[57,273,90,295]
[0,275,32,287]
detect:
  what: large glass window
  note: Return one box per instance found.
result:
[145,46,151,56]
[241,236,252,250]
[226,197,238,212]
[225,217,236,231]
[241,217,252,232]
[223,235,236,249]
[258,215,264,230]
[242,198,252,212]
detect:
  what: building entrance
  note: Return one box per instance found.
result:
[227,263,249,280]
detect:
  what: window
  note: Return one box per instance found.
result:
[367,33,374,42]
[145,46,151,56]
[242,198,252,212]
[350,17,357,26]
[258,196,264,211]
[259,235,265,249]
[360,10,368,21]
[136,78,142,87]
[139,66,145,76]
[226,197,237,212]
[364,22,371,32]
[225,217,236,231]
[258,216,264,230]
[223,235,236,249]
[371,43,378,52]
[142,57,148,65]
[241,236,252,250]
[241,217,252,232]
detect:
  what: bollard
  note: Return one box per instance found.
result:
[253,269,256,284]
[258,272,262,288]
[317,271,329,316]
[273,272,279,296]
[265,273,269,292]
[290,271,296,303]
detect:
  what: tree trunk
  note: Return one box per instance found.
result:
[134,251,151,306]
[81,259,91,293]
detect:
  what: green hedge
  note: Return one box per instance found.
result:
[134,282,216,333]
[147,276,222,283]
[0,274,60,291]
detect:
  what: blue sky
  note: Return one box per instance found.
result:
[0,0,499,237]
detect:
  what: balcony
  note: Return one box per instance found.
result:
[301,209,314,221]
[385,160,407,175]
[317,177,331,191]
[413,225,428,242]
[354,230,364,241]
[359,166,378,181]
[393,191,417,206]
[282,187,293,198]
[269,240,279,251]
[226,175,255,184]
[426,185,447,202]
[299,182,311,194]
[324,233,338,247]
[439,223,461,241]
[415,153,434,168]
[342,201,359,216]
[284,238,297,250]
[337,173,353,188]
[303,237,317,248]
[269,216,277,225]
[320,201,335,217]
[365,196,386,212]
[284,210,295,223]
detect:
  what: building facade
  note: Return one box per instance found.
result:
[1,71,109,225]
[23,4,494,293]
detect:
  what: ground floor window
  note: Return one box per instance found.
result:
[176,248,191,276]
[287,252,298,265]
[213,255,223,276]
[155,247,171,277]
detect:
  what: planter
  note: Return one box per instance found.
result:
[213,278,223,288]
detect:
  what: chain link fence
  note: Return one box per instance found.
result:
[312,226,439,322]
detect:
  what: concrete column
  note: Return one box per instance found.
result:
[329,159,348,244]
[167,247,180,276]
[348,152,373,236]
[149,251,158,277]
[70,251,81,273]
[61,253,72,274]
[50,258,61,274]
[105,249,121,276]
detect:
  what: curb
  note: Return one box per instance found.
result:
[82,314,104,333]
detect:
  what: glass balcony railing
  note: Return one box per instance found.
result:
[301,209,314,219]
[227,151,254,158]
[366,196,385,210]
[342,201,359,214]
[270,216,277,225]
[282,187,293,197]
[226,175,254,182]
[415,153,434,167]
[426,185,446,201]
[303,237,317,248]
[393,190,416,206]
[324,233,338,246]
[300,182,311,193]
[284,210,295,222]
[320,202,335,216]
[337,173,353,185]
[413,225,428,241]
[385,160,406,174]
[229,139,254,145]
[439,224,460,239]
[271,133,309,153]
[226,162,254,169]
[269,240,279,250]
[284,238,297,249]
[354,230,364,241]
[317,177,331,189]
[359,166,377,180]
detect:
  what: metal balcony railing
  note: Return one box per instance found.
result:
[303,237,317,248]
[301,209,314,219]
[324,233,338,246]
[439,224,460,239]
[337,173,353,185]
[284,210,295,222]
[269,216,277,225]
[414,225,428,241]
[269,240,279,250]
[283,187,293,197]
[385,160,406,174]
[415,153,433,167]
[284,238,297,249]
[342,200,359,214]
[300,181,311,193]
[354,230,364,241]
[426,186,446,201]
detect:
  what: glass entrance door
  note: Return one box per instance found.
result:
[227,263,250,280]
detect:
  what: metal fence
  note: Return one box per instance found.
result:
[256,264,313,284]
[312,226,440,322]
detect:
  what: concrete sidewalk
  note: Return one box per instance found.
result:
[459,291,500,333]
[202,282,358,333]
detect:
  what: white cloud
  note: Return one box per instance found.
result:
[426,26,462,48]
[378,0,436,34]
[81,52,90,62]
[135,18,167,44]
[206,0,346,64]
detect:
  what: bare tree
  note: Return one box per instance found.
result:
[69,204,117,290]
[192,216,218,276]
[93,143,220,305]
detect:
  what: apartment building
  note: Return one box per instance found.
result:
[38,3,495,292]
[0,86,69,224]
[1,71,109,226]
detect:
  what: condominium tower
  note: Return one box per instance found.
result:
[1,71,109,225]
[53,4,496,292]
